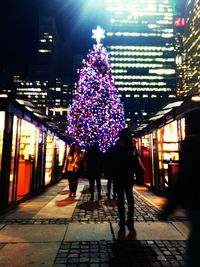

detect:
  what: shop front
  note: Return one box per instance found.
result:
[0,98,67,211]
[0,112,5,187]
[134,96,200,194]
[8,118,39,202]
[156,119,184,192]
[136,134,151,187]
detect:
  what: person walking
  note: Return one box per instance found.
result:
[159,131,200,267]
[85,142,102,201]
[63,143,81,197]
[111,128,136,230]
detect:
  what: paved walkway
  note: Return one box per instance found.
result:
[0,179,189,267]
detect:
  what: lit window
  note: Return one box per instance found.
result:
[38,49,52,53]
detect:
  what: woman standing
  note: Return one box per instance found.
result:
[63,143,81,197]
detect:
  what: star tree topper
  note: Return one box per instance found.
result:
[92,25,105,45]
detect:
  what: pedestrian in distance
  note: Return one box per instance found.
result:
[110,128,136,231]
[103,145,117,200]
[84,142,103,201]
[62,143,82,197]
[132,138,146,185]
[159,130,200,267]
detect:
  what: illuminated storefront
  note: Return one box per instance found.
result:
[0,112,5,184]
[0,98,67,210]
[45,133,55,185]
[137,134,151,186]
[135,96,200,194]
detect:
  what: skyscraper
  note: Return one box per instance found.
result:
[104,0,176,129]
[173,1,186,96]
[30,16,60,80]
[183,0,199,95]
[15,16,72,116]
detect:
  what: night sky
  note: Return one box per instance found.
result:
[0,0,185,76]
[0,0,104,76]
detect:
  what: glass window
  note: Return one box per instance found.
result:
[45,134,54,185]
[0,112,5,181]
[16,120,37,200]
[8,116,19,203]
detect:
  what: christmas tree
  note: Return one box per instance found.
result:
[67,26,126,152]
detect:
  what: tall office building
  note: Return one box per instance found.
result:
[15,16,72,116]
[29,16,60,80]
[183,0,199,95]
[174,1,186,96]
[104,0,176,128]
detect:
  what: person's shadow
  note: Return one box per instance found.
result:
[104,198,117,207]
[58,190,69,195]
[56,196,77,207]
[77,200,100,211]
[80,188,90,195]
[110,228,156,267]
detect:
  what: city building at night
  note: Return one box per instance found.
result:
[174,22,185,96]
[182,0,199,95]
[173,1,186,96]
[14,76,71,117]
[104,0,176,129]
[14,16,72,126]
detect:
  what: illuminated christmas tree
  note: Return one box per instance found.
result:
[67,26,126,152]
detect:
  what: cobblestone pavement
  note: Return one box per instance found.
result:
[0,185,187,225]
[0,182,188,267]
[52,186,187,266]
[54,240,186,267]
[72,185,187,222]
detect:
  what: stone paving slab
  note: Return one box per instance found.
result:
[112,222,186,241]
[0,242,60,267]
[64,222,113,241]
[33,184,85,219]
[171,222,190,239]
[24,195,55,203]
[0,224,66,242]
[54,240,186,267]
[0,224,5,230]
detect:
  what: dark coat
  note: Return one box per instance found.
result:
[162,134,200,217]
[111,142,135,179]
[85,144,102,177]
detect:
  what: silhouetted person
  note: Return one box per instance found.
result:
[111,128,135,230]
[104,145,117,199]
[62,143,81,197]
[85,142,102,201]
[160,133,200,267]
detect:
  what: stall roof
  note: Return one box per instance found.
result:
[0,96,70,142]
[134,93,200,135]
[163,101,183,109]
[16,99,36,108]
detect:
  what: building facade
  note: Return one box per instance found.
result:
[182,0,200,95]
[104,0,176,129]
[14,17,72,119]
[173,1,186,96]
